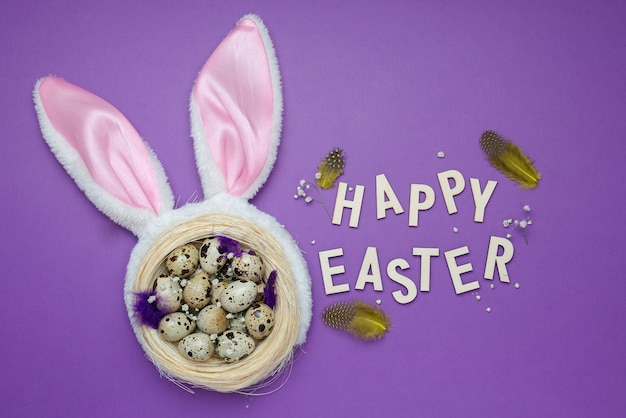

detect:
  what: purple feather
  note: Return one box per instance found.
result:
[217,236,242,257]
[264,270,277,308]
[133,290,163,329]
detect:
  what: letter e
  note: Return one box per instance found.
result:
[319,248,349,295]
[444,246,479,294]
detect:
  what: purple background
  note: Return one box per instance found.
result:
[2,1,625,417]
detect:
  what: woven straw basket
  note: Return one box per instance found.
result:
[128,213,301,393]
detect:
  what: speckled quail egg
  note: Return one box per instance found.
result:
[158,312,196,342]
[254,282,266,303]
[231,250,264,283]
[165,243,199,278]
[154,274,183,314]
[196,305,228,335]
[211,281,230,306]
[244,303,275,339]
[183,270,212,310]
[177,332,215,361]
[215,330,255,362]
[220,280,257,313]
[199,237,227,274]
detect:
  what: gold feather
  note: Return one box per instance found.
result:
[316,148,346,190]
[321,300,391,340]
[480,131,541,189]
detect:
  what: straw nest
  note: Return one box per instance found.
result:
[129,213,300,393]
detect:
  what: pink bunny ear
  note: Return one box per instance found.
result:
[191,14,282,200]
[34,76,174,236]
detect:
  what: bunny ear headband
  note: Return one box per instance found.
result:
[34,15,312,393]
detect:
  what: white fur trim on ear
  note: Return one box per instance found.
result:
[190,94,227,199]
[190,14,283,201]
[34,77,175,236]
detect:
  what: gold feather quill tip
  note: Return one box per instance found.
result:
[316,148,346,190]
[321,300,391,340]
[479,131,541,189]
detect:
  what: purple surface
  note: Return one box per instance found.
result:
[2,1,625,417]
